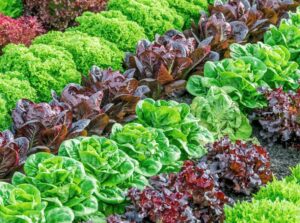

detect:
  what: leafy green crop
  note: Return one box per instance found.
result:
[255,180,300,204]
[0,0,23,18]
[187,57,268,109]
[225,199,300,223]
[286,164,300,184]
[70,10,146,52]
[230,42,300,91]
[33,31,123,73]
[136,99,214,159]
[264,7,300,65]
[165,0,207,27]
[58,136,147,216]
[0,182,47,223]
[111,123,182,175]
[0,44,81,102]
[12,153,102,222]
[107,0,184,39]
[0,72,37,130]
[190,86,252,141]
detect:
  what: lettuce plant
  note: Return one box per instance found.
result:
[109,161,230,222]
[0,130,29,180]
[69,10,146,52]
[23,0,107,30]
[0,182,47,222]
[12,99,89,153]
[251,88,300,146]
[264,7,300,64]
[202,137,273,195]
[225,199,300,223]
[0,14,44,51]
[254,180,300,204]
[111,123,182,175]
[0,73,37,130]
[0,0,23,18]
[191,86,252,141]
[187,56,268,109]
[58,136,146,216]
[0,44,81,102]
[126,30,215,98]
[165,0,208,27]
[136,98,214,159]
[230,42,300,91]
[12,152,102,222]
[107,0,184,39]
[33,31,124,73]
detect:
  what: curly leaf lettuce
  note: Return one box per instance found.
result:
[191,86,252,141]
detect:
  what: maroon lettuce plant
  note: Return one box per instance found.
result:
[23,0,107,30]
[108,161,230,223]
[0,130,29,180]
[12,99,89,154]
[201,137,273,195]
[251,87,300,146]
[125,30,217,98]
[0,14,44,51]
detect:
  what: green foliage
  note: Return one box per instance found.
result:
[0,182,47,223]
[0,72,37,130]
[230,42,300,91]
[0,98,7,130]
[187,42,300,110]
[264,7,300,64]
[58,136,148,216]
[0,44,81,102]
[255,180,300,204]
[286,164,300,184]
[70,10,146,52]
[187,57,268,109]
[107,0,184,39]
[136,98,214,159]
[12,152,101,222]
[111,123,182,175]
[165,0,207,27]
[33,31,123,73]
[0,0,23,18]
[190,86,252,141]
[225,199,300,223]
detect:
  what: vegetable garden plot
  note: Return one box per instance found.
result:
[0,0,300,222]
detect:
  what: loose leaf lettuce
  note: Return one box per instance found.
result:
[0,0,23,18]
[69,10,146,52]
[33,31,124,73]
[0,182,47,223]
[187,56,268,109]
[191,86,252,141]
[136,98,214,159]
[107,0,184,39]
[111,123,182,175]
[230,42,300,90]
[0,44,81,102]
[12,152,101,222]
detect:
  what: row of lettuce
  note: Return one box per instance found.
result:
[0,0,208,130]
